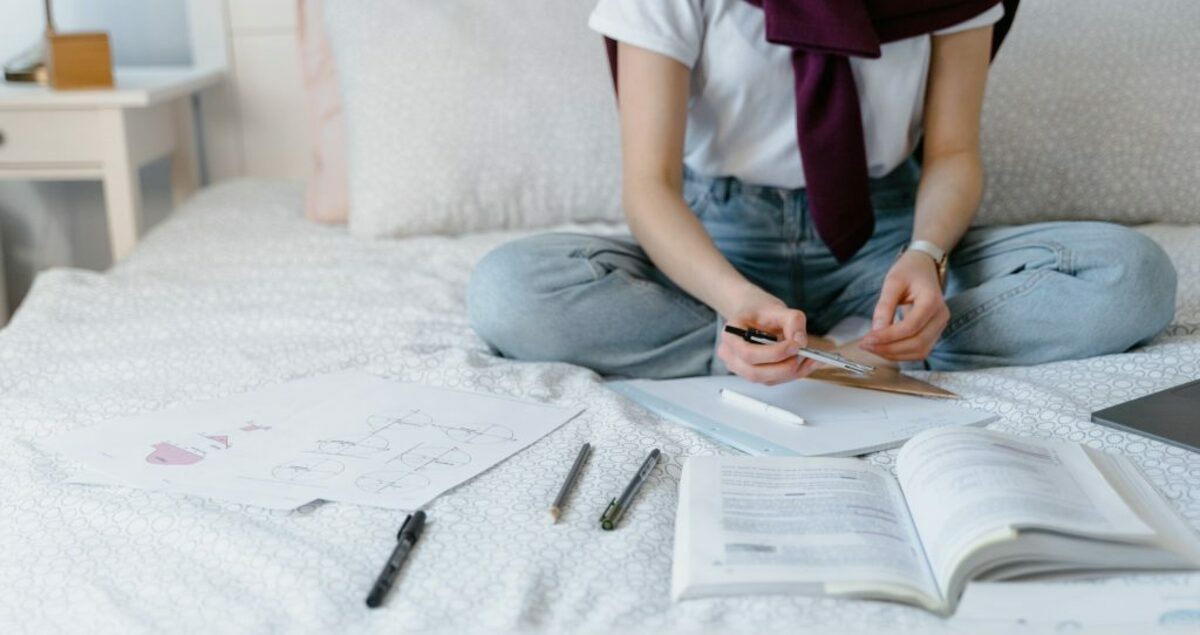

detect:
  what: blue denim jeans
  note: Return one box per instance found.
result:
[467,159,1177,378]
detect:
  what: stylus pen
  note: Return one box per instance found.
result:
[723,325,875,376]
[365,511,426,609]
[549,442,592,523]
[720,388,806,426]
[600,449,660,531]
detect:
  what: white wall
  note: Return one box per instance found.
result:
[0,0,191,316]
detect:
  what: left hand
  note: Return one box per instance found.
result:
[861,251,950,361]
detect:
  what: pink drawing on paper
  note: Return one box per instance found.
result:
[146,442,206,465]
[204,434,231,448]
[145,421,270,466]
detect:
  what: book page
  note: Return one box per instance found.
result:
[674,455,939,607]
[1086,449,1200,565]
[896,427,1154,593]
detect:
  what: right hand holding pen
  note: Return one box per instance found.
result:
[719,294,817,385]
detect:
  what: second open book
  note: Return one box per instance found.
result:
[672,427,1200,615]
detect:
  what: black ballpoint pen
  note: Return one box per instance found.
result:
[365,511,426,609]
[600,449,661,530]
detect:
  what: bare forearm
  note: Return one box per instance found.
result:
[624,178,764,317]
[862,24,993,359]
[912,150,982,251]
[914,24,993,253]
[614,42,810,383]
[865,150,979,357]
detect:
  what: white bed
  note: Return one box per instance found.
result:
[2,180,1199,633]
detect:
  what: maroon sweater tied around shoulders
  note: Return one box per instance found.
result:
[605,0,1020,262]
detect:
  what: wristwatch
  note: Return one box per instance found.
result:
[900,240,948,290]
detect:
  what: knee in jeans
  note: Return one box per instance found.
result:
[1102,227,1177,340]
[467,235,581,357]
[468,241,535,353]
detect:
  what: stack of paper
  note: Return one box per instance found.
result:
[43,371,581,510]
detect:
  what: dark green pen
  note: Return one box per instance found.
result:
[600,449,661,530]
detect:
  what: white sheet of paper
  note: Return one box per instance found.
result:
[612,375,995,457]
[46,372,367,507]
[233,379,583,510]
[45,371,581,510]
[66,468,315,510]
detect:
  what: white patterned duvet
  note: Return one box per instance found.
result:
[1,181,1198,633]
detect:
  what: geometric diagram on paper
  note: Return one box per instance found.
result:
[440,422,514,445]
[352,441,478,497]
[394,444,471,471]
[364,408,516,445]
[270,457,345,483]
[306,411,430,459]
[313,434,391,458]
[366,409,433,432]
[354,471,430,495]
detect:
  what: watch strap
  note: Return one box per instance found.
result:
[905,240,946,264]
[900,240,949,290]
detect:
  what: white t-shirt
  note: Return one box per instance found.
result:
[588,0,1004,189]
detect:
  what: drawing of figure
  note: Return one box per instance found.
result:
[144,422,270,466]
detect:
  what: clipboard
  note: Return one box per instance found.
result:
[608,375,993,457]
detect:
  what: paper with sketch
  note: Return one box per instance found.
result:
[44,371,581,510]
[237,379,582,510]
[610,375,994,457]
[48,372,362,509]
[66,468,316,509]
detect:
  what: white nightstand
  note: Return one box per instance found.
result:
[0,66,224,261]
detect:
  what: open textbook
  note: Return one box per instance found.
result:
[672,427,1200,615]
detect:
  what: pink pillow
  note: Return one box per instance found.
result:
[297,0,348,224]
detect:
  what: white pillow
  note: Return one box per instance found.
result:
[976,0,1200,225]
[323,0,623,237]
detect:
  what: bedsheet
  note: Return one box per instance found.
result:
[1,181,1199,634]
